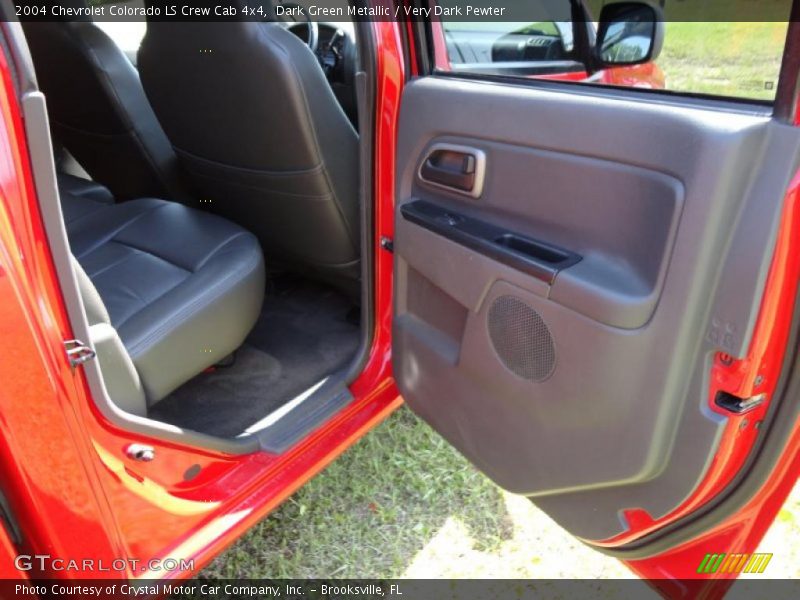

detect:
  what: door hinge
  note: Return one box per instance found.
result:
[64,339,96,371]
[380,236,394,253]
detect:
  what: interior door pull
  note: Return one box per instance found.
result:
[401,200,581,284]
[418,144,486,198]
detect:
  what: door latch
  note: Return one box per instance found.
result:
[715,390,767,414]
[64,339,96,371]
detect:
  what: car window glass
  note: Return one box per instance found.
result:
[434,0,792,102]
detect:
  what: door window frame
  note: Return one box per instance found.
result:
[409,0,800,124]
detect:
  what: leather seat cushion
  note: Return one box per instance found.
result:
[62,189,265,403]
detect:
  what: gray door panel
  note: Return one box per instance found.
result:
[393,77,800,541]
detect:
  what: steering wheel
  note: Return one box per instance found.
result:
[275,2,318,53]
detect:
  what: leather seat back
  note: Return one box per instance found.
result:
[23,18,190,201]
[138,20,361,287]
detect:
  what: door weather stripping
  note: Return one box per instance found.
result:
[64,339,96,371]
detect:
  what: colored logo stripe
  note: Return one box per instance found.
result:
[697,553,772,574]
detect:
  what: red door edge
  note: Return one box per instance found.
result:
[592,168,800,551]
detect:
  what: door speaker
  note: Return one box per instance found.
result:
[487,295,555,382]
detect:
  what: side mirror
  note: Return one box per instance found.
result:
[595,2,664,67]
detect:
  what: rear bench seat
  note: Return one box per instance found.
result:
[59,174,265,413]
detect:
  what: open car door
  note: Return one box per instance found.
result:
[391,6,800,589]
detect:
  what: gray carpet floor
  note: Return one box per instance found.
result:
[150,276,361,438]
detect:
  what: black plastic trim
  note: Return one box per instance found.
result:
[257,383,355,453]
[451,61,586,78]
[774,1,800,123]
[406,2,432,78]
[401,200,581,284]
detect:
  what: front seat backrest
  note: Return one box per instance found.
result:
[138,20,361,289]
[22,17,189,201]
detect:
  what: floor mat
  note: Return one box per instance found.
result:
[150,277,361,438]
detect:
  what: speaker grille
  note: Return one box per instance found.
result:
[487,295,555,382]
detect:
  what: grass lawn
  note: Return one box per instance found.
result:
[579,0,790,99]
[199,408,800,580]
[657,22,788,100]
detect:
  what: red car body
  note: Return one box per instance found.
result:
[0,13,799,599]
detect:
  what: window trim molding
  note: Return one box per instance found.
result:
[774,1,800,123]
[421,3,799,116]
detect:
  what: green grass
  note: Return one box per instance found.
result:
[586,0,790,100]
[195,408,650,580]
[657,22,788,100]
[200,408,513,579]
